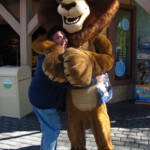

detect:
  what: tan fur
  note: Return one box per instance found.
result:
[32,0,119,149]
[32,35,64,55]
[71,84,98,111]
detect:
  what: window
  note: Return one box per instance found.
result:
[115,9,131,79]
[108,5,136,85]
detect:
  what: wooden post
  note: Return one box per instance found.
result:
[20,0,32,67]
[0,4,20,35]
[0,0,39,68]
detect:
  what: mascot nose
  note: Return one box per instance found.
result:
[61,2,76,10]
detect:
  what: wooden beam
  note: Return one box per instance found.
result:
[135,0,150,14]
[0,3,20,35]
[27,13,39,36]
[0,0,40,68]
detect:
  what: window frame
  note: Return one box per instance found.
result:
[108,4,136,86]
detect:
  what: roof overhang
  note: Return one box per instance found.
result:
[135,0,150,14]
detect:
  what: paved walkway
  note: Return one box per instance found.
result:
[0,100,150,150]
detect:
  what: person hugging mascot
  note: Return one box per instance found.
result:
[32,0,119,149]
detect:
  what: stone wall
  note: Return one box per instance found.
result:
[109,84,135,103]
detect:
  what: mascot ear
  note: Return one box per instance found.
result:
[56,0,63,4]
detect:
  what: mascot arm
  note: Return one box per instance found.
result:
[48,76,96,89]
[42,51,67,83]
[84,34,114,76]
[32,36,67,83]
[32,35,64,55]
[63,47,93,87]
[63,35,113,87]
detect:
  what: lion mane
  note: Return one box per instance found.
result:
[38,0,119,47]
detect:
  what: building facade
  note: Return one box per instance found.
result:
[0,0,149,103]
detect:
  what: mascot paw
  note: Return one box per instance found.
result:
[63,48,93,87]
[43,51,67,83]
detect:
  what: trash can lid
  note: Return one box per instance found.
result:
[0,66,31,80]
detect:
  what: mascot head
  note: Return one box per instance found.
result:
[38,0,119,47]
[57,0,90,34]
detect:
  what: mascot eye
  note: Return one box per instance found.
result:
[56,0,63,4]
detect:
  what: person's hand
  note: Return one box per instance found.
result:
[96,75,104,83]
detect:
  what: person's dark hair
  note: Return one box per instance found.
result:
[47,26,67,40]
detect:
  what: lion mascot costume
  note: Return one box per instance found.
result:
[32,0,119,149]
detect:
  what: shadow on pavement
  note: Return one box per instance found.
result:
[1,100,150,133]
[107,100,150,128]
[18,145,40,150]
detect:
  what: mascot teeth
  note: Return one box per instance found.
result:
[64,16,81,25]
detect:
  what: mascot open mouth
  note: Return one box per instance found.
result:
[64,16,81,25]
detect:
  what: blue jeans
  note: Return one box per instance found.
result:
[32,105,61,150]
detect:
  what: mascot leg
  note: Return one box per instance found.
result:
[89,104,113,150]
[66,112,86,150]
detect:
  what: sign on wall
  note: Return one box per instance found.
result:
[115,9,131,79]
